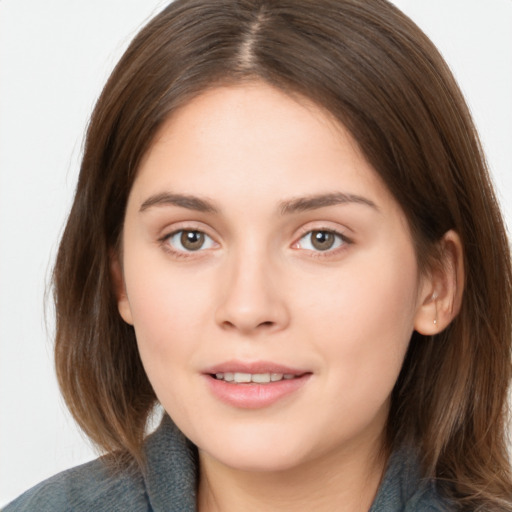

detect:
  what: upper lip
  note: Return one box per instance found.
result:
[203,360,309,375]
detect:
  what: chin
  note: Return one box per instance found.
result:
[193,423,319,473]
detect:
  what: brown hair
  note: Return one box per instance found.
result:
[54,0,512,509]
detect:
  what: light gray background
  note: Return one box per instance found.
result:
[1,0,511,506]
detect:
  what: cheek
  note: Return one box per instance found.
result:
[295,244,419,389]
[121,253,212,382]
[124,269,210,420]
[299,246,418,333]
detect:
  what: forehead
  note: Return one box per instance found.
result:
[130,82,399,217]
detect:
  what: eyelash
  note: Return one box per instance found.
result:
[159,227,352,259]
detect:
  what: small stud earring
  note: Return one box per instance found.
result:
[432,292,438,326]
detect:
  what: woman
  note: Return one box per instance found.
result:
[5,0,512,510]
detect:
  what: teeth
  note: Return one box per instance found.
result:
[214,372,296,383]
[234,372,252,383]
[251,373,271,383]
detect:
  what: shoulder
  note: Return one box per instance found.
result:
[3,415,197,512]
[403,481,452,512]
[370,445,454,512]
[2,457,150,512]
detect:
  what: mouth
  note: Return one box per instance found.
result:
[203,361,311,409]
[211,372,305,384]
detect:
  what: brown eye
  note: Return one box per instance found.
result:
[165,230,215,253]
[297,230,347,252]
[311,231,335,251]
[180,230,205,251]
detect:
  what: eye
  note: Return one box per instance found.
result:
[165,230,216,252]
[296,230,347,252]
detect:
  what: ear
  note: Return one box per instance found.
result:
[414,230,464,335]
[110,250,134,325]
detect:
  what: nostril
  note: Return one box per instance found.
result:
[220,319,275,332]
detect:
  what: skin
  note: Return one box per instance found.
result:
[115,82,462,512]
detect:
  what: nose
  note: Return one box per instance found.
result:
[214,248,290,335]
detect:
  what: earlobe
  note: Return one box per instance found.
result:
[414,230,464,336]
[110,251,134,325]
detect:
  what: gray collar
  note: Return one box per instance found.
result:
[143,416,448,512]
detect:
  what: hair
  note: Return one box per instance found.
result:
[53,0,512,509]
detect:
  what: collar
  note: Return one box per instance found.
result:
[142,416,447,512]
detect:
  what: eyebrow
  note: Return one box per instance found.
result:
[139,192,218,213]
[139,191,378,215]
[279,192,379,215]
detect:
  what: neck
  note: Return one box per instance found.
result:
[197,433,388,512]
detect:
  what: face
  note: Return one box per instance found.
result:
[117,82,431,473]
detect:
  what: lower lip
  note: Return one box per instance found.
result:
[204,374,311,409]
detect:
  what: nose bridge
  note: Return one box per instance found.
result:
[215,237,289,333]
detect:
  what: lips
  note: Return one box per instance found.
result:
[213,372,299,383]
[205,360,308,376]
[203,360,311,409]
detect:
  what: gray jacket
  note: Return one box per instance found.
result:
[4,415,450,511]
